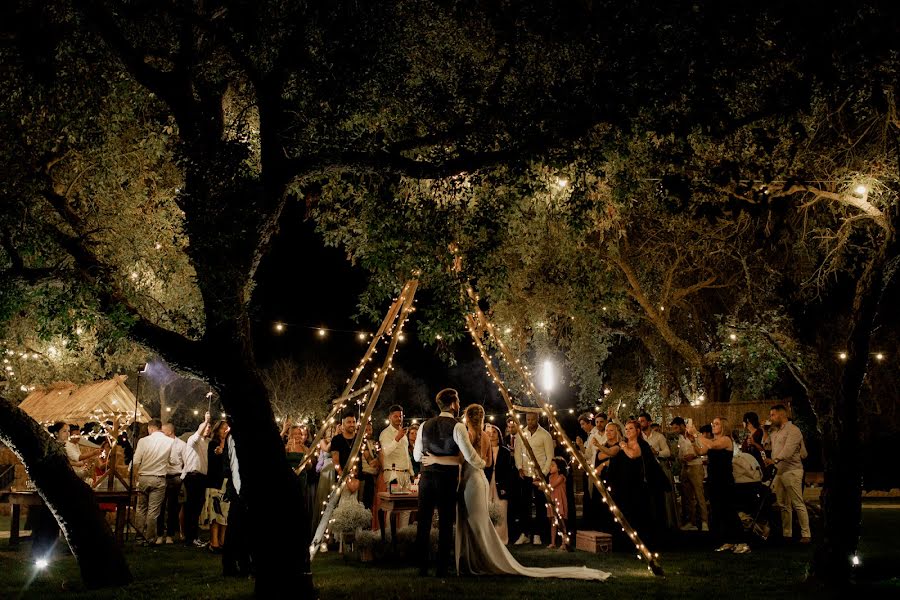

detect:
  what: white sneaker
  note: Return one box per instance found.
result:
[155,536,165,545]
[701,522,709,531]
[513,534,529,545]
[319,543,329,553]
[532,535,541,545]
[680,524,698,531]
[733,543,752,554]
[165,537,174,545]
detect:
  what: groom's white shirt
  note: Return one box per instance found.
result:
[413,411,486,469]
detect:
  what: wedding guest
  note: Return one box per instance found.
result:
[203,419,230,553]
[606,421,659,545]
[741,412,766,474]
[407,424,421,477]
[221,422,251,577]
[765,404,811,543]
[576,412,602,530]
[329,413,358,478]
[483,423,515,544]
[546,457,569,550]
[691,417,747,553]
[670,417,708,532]
[379,405,413,528]
[312,428,336,541]
[156,422,186,544]
[513,413,554,546]
[359,420,380,510]
[639,412,677,531]
[505,417,523,544]
[182,411,211,547]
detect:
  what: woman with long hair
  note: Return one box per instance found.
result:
[483,423,515,544]
[692,417,747,553]
[741,412,765,469]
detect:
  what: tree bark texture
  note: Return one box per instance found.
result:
[0,395,132,589]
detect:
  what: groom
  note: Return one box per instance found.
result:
[413,388,480,576]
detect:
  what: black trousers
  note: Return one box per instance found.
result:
[182,472,206,544]
[358,472,376,510]
[156,474,182,538]
[521,476,549,543]
[223,489,252,576]
[416,468,458,575]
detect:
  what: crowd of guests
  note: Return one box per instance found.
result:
[42,398,810,568]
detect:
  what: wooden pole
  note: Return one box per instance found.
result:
[464,284,664,575]
[310,280,419,558]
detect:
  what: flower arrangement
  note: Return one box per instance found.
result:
[330,500,371,534]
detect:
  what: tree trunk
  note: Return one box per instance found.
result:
[701,364,731,404]
[0,395,132,589]
[202,326,315,598]
[812,226,898,582]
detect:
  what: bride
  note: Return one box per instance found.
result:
[422,404,610,580]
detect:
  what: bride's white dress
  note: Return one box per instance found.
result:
[455,461,611,580]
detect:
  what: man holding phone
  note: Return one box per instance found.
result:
[671,417,708,531]
[380,405,413,528]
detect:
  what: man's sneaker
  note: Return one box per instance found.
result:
[532,535,541,545]
[680,524,698,531]
[513,534,530,545]
[155,536,165,545]
[192,539,209,548]
[799,537,812,544]
[715,543,735,552]
[701,522,709,532]
[165,537,174,545]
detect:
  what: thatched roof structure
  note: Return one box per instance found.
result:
[18,375,150,426]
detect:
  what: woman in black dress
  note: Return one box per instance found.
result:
[692,417,747,553]
[606,421,656,544]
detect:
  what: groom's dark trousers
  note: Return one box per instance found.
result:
[416,464,458,575]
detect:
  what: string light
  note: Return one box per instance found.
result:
[274,322,285,333]
[838,352,848,361]
[875,353,884,361]
[318,328,327,338]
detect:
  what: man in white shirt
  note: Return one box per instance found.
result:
[181,411,211,547]
[131,418,174,545]
[765,404,811,543]
[671,417,708,531]
[154,422,186,544]
[513,412,554,545]
[380,405,413,529]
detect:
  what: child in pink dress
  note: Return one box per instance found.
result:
[547,457,569,550]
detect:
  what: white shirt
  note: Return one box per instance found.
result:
[677,435,702,466]
[413,411,486,470]
[585,427,608,467]
[181,421,209,478]
[166,436,187,476]
[65,441,82,463]
[643,430,671,458]
[514,425,554,478]
[132,430,175,477]
[380,424,412,481]
[226,436,241,495]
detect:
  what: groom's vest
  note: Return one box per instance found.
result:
[421,416,460,474]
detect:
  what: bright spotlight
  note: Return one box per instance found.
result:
[35,558,49,569]
[541,360,555,393]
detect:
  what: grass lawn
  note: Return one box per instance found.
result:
[1,508,898,599]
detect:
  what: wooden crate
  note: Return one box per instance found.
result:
[576,530,612,553]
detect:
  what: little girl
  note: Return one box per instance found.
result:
[546,456,569,550]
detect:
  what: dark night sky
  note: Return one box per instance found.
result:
[249,201,581,427]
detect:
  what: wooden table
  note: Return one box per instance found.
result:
[1,490,134,546]
[377,491,418,551]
